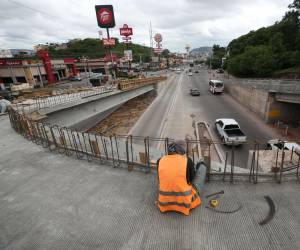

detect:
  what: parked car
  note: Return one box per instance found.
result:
[69,76,82,81]
[216,69,224,73]
[266,139,300,155]
[190,89,200,96]
[195,70,199,73]
[215,118,247,145]
[188,72,193,76]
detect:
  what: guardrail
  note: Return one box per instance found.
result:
[13,86,114,115]
[118,76,167,91]
[8,107,300,183]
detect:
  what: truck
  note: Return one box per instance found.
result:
[266,139,300,155]
[215,118,247,145]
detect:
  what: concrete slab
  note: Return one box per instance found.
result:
[1,115,300,249]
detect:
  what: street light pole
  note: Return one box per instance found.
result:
[106,28,116,82]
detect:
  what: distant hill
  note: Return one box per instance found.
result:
[190,47,212,55]
[45,38,152,63]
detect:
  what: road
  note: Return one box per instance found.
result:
[129,73,180,146]
[130,68,281,168]
[186,69,280,167]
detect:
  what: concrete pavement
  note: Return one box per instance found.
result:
[1,115,300,249]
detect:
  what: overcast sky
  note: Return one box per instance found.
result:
[0,0,292,52]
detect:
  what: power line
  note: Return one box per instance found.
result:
[7,0,56,19]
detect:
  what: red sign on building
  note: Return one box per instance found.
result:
[120,24,133,37]
[0,59,23,67]
[103,38,116,46]
[95,5,116,28]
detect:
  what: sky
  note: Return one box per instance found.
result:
[0,0,292,52]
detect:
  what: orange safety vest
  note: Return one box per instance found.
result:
[157,154,201,215]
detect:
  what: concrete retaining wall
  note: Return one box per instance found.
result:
[226,84,269,120]
[226,84,300,123]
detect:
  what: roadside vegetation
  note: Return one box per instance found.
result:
[47,38,152,63]
[210,0,300,78]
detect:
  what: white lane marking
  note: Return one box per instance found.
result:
[128,74,176,135]
[157,73,183,149]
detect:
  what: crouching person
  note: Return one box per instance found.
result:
[156,140,207,215]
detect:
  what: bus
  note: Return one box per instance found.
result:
[209,80,224,94]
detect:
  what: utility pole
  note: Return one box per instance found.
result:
[149,21,153,58]
[106,28,116,82]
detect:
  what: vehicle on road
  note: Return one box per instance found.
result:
[216,69,224,73]
[176,68,181,74]
[266,139,300,155]
[215,118,247,145]
[195,70,199,73]
[190,88,200,96]
[209,80,224,94]
[69,76,82,81]
[188,72,193,76]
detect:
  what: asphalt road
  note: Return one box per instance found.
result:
[129,74,180,145]
[125,68,281,168]
[187,69,280,167]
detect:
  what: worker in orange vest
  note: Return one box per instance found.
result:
[156,140,207,215]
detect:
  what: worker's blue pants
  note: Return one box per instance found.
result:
[192,162,207,195]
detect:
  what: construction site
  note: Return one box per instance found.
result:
[1,73,300,250]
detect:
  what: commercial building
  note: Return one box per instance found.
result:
[0,57,78,88]
[0,51,113,90]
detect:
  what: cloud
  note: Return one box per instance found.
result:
[0,0,291,52]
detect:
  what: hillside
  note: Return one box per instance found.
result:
[226,0,300,77]
[190,46,212,55]
[46,38,152,63]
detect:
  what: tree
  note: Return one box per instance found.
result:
[207,45,226,69]
[227,0,300,77]
[161,49,170,58]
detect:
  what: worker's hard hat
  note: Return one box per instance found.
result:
[168,140,186,155]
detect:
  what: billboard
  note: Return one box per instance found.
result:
[154,33,162,43]
[95,5,116,28]
[0,49,13,58]
[124,50,132,61]
[120,24,133,36]
[0,59,23,67]
[103,38,116,46]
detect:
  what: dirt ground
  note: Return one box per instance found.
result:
[88,92,156,136]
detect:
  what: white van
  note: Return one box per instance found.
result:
[209,80,224,94]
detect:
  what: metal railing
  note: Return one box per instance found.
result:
[8,107,300,183]
[13,86,114,114]
[118,76,167,91]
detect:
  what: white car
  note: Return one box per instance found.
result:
[215,118,247,145]
[188,72,193,76]
[266,139,300,154]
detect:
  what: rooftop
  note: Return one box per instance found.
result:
[1,115,300,249]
